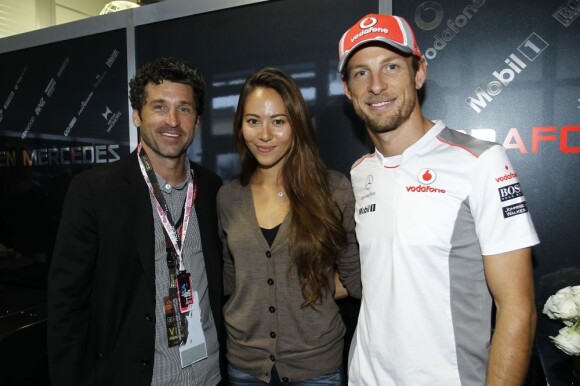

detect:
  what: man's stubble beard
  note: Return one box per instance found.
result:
[140,126,191,160]
[358,96,416,135]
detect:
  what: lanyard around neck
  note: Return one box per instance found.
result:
[137,143,197,271]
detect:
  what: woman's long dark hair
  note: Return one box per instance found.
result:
[234,67,347,307]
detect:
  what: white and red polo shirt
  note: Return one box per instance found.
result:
[348,121,539,386]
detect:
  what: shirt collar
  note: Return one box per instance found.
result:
[155,159,192,193]
[373,120,446,168]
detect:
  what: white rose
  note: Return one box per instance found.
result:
[543,286,580,320]
[550,323,580,356]
[573,286,580,302]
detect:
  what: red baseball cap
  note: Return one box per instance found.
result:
[338,14,422,73]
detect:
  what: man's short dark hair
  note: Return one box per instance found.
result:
[340,47,421,81]
[129,57,206,115]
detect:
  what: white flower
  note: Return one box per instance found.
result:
[550,322,580,356]
[543,285,580,321]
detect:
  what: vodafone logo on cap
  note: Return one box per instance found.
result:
[359,17,378,29]
[350,22,390,43]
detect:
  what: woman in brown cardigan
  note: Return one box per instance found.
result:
[217,67,361,385]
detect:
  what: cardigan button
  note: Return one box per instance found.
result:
[282,377,289,382]
[140,358,150,366]
[267,279,274,285]
[145,313,153,321]
[270,355,275,362]
[265,251,272,258]
[270,331,276,338]
[269,306,276,313]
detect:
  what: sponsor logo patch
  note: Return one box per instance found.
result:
[406,185,446,193]
[495,164,518,182]
[502,201,529,218]
[365,175,374,189]
[358,204,376,215]
[498,182,524,202]
[495,171,518,182]
[417,168,437,185]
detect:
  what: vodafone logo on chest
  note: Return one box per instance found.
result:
[418,168,437,184]
[406,168,447,193]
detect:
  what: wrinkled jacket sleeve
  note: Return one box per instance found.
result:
[217,185,235,297]
[330,170,362,299]
[47,174,98,385]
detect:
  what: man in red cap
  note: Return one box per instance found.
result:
[339,14,539,385]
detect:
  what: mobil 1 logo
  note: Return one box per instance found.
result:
[466,32,549,113]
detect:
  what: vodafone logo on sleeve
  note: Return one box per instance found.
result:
[495,165,518,183]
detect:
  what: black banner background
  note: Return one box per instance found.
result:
[0,29,130,260]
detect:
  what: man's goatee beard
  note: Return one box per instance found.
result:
[364,98,416,134]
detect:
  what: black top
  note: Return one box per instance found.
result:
[260,224,281,247]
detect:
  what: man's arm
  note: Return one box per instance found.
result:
[483,247,536,386]
[47,176,97,385]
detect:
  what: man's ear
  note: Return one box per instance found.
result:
[342,79,353,100]
[415,59,427,90]
[132,109,141,127]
